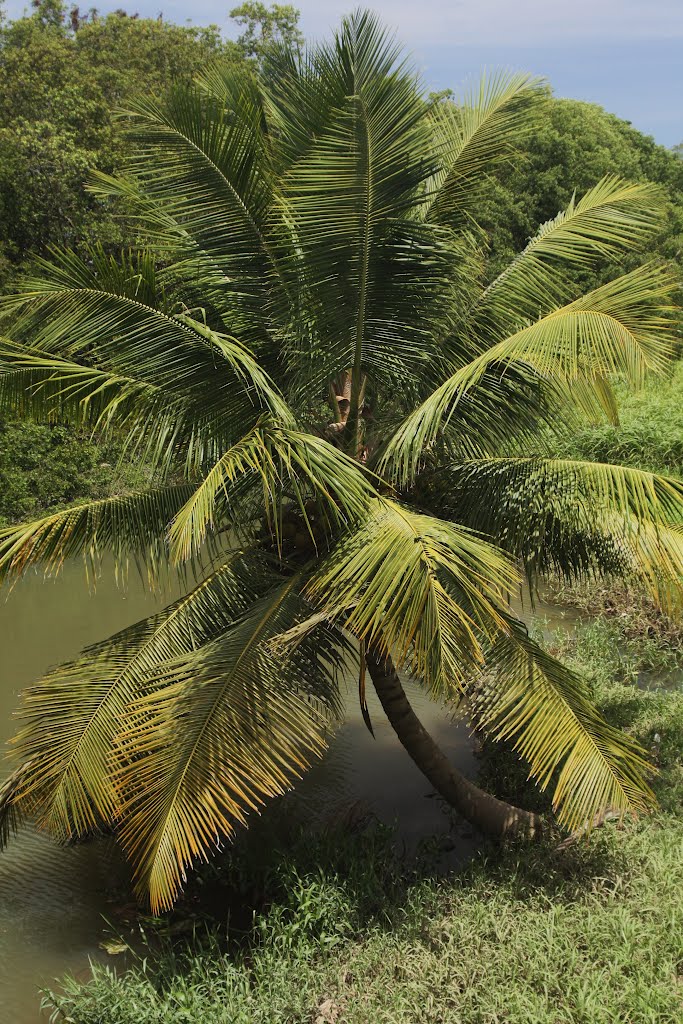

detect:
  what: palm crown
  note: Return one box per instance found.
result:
[1,11,681,912]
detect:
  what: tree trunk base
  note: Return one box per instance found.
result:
[366,650,543,840]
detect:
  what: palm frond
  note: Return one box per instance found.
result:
[0,339,186,438]
[305,498,517,697]
[170,418,377,562]
[277,10,449,393]
[0,485,195,585]
[472,623,656,832]
[472,176,666,334]
[426,71,542,228]
[114,576,345,912]
[433,457,683,589]
[1,248,290,432]
[110,78,286,334]
[381,263,676,486]
[4,553,271,842]
[0,766,30,849]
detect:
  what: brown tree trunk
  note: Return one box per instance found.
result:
[366,649,543,839]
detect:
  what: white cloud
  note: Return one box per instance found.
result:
[4,0,681,42]
[296,1,683,46]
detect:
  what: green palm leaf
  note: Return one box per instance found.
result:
[473,624,655,831]
[426,70,542,228]
[3,553,269,843]
[0,341,166,424]
[435,457,683,588]
[278,10,448,396]
[0,486,194,584]
[472,176,666,334]
[113,83,283,311]
[1,248,289,432]
[114,576,345,911]
[381,263,676,486]
[169,419,378,562]
[305,499,517,696]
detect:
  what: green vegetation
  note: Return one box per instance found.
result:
[44,609,683,1022]
[0,422,152,527]
[480,95,683,284]
[549,361,683,475]
[0,1,304,522]
[44,824,683,1024]
[1,10,682,916]
[0,7,680,1020]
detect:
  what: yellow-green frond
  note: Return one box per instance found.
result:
[306,499,518,696]
[473,625,656,832]
[114,577,343,912]
[473,177,666,332]
[169,420,378,563]
[427,70,542,227]
[4,553,270,841]
[381,264,676,486]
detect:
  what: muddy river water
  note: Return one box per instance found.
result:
[0,562,587,1021]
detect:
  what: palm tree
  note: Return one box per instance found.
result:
[0,11,681,913]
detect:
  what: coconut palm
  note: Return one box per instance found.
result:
[1,11,681,912]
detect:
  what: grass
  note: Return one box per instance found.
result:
[548,361,683,476]
[45,603,683,1024]
[44,820,683,1024]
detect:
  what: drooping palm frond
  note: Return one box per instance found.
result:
[113,81,285,334]
[0,765,31,849]
[304,498,517,697]
[3,553,270,843]
[472,622,656,832]
[0,248,290,433]
[0,485,195,585]
[114,576,347,912]
[380,263,676,486]
[169,418,379,562]
[471,176,666,335]
[0,341,168,425]
[426,70,542,228]
[431,457,683,588]
[609,519,683,612]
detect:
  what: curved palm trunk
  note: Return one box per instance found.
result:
[366,649,543,839]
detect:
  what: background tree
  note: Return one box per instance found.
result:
[477,95,683,286]
[0,1,302,523]
[229,1,303,58]
[0,13,681,913]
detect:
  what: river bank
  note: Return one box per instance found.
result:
[43,596,683,1024]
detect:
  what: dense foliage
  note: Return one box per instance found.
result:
[481,96,683,284]
[0,0,303,522]
[0,3,680,527]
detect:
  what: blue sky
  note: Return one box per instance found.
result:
[4,0,682,146]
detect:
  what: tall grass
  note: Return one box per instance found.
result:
[550,361,683,475]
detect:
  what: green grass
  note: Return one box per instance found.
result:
[549,361,683,475]
[45,605,683,1024]
[45,818,683,1024]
